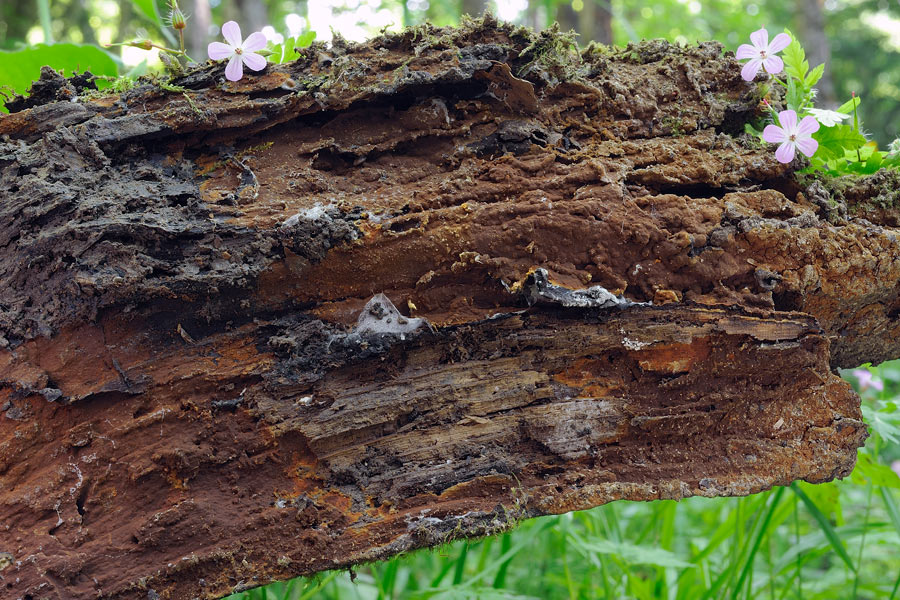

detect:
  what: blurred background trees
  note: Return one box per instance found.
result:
[0,0,897,141]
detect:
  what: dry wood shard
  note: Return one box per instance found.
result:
[0,16,897,600]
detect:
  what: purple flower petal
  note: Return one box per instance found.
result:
[853,369,873,385]
[741,59,762,81]
[225,54,244,81]
[208,41,233,61]
[763,124,787,144]
[761,55,783,75]
[222,21,242,48]
[796,116,820,136]
[794,136,818,158]
[242,31,268,53]
[853,369,884,391]
[735,44,758,60]
[241,52,267,72]
[775,141,796,163]
[768,33,792,53]
[749,28,768,50]
[778,110,798,134]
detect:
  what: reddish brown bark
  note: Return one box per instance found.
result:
[1,17,896,599]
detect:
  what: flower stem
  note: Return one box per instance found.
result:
[769,74,788,89]
[36,0,53,43]
[851,91,862,161]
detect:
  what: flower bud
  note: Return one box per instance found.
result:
[889,138,900,156]
[168,0,187,30]
[129,38,154,51]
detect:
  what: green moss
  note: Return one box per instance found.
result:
[661,115,685,137]
[801,170,900,214]
[78,74,136,101]
[237,141,274,159]
[517,23,581,82]
[157,81,204,118]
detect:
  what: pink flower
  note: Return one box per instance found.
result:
[762,110,819,163]
[852,369,884,392]
[208,21,267,82]
[735,28,792,81]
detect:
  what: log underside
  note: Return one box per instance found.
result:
[0,17,897,599]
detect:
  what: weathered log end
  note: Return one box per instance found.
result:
[1,16,894,599]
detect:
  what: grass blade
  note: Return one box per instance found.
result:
[492,534,513,589]
[790,483,856,572]
[730,486,785,599]
[891,569,900,600]
[452,542,469,585]
[297,572,339,600]
[378,559,400,599]
[881,488,900,537]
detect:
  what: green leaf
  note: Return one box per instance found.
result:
[882,153,900,169]
[852,452,900,488]
[781,30,808,82]
[858,141,878,161]
[882,488,900,539]
[295,31,316,48]
[773,523,889,575]
[785,75,803,113]
[744,122,763,137]
[131,0,162,27]
[795,481,842,523]
[812,124,867,160]
[0,44,119,111]
[837,95,861,114]
[862,401,900,444]
[862,149,884,174]
[268,31,316,65]
[804,62,825,88]
[570,538,694,568]
[296,572,339,600]
[730,487,786,599]
[790,483,857,573]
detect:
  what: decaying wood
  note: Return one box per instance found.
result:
[1,16,896,599]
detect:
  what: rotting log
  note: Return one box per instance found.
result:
[1,16,897,599]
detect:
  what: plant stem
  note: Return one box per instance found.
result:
[851,91,862,161]
[37,0,53,43]
[795,497,803,600]
[890,569,900,600]
[851,481,875,599]
[770,74,788,89]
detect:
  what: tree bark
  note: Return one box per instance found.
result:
[461,0,488,18]
[186,0,213,66]
[555,3,578,34]
[231,0,268,35]
[579,0,613,45]
[2,17,897,600]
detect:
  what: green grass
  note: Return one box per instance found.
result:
[228,360,900,600]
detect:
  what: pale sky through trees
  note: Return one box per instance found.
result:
[290,0,526,43]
